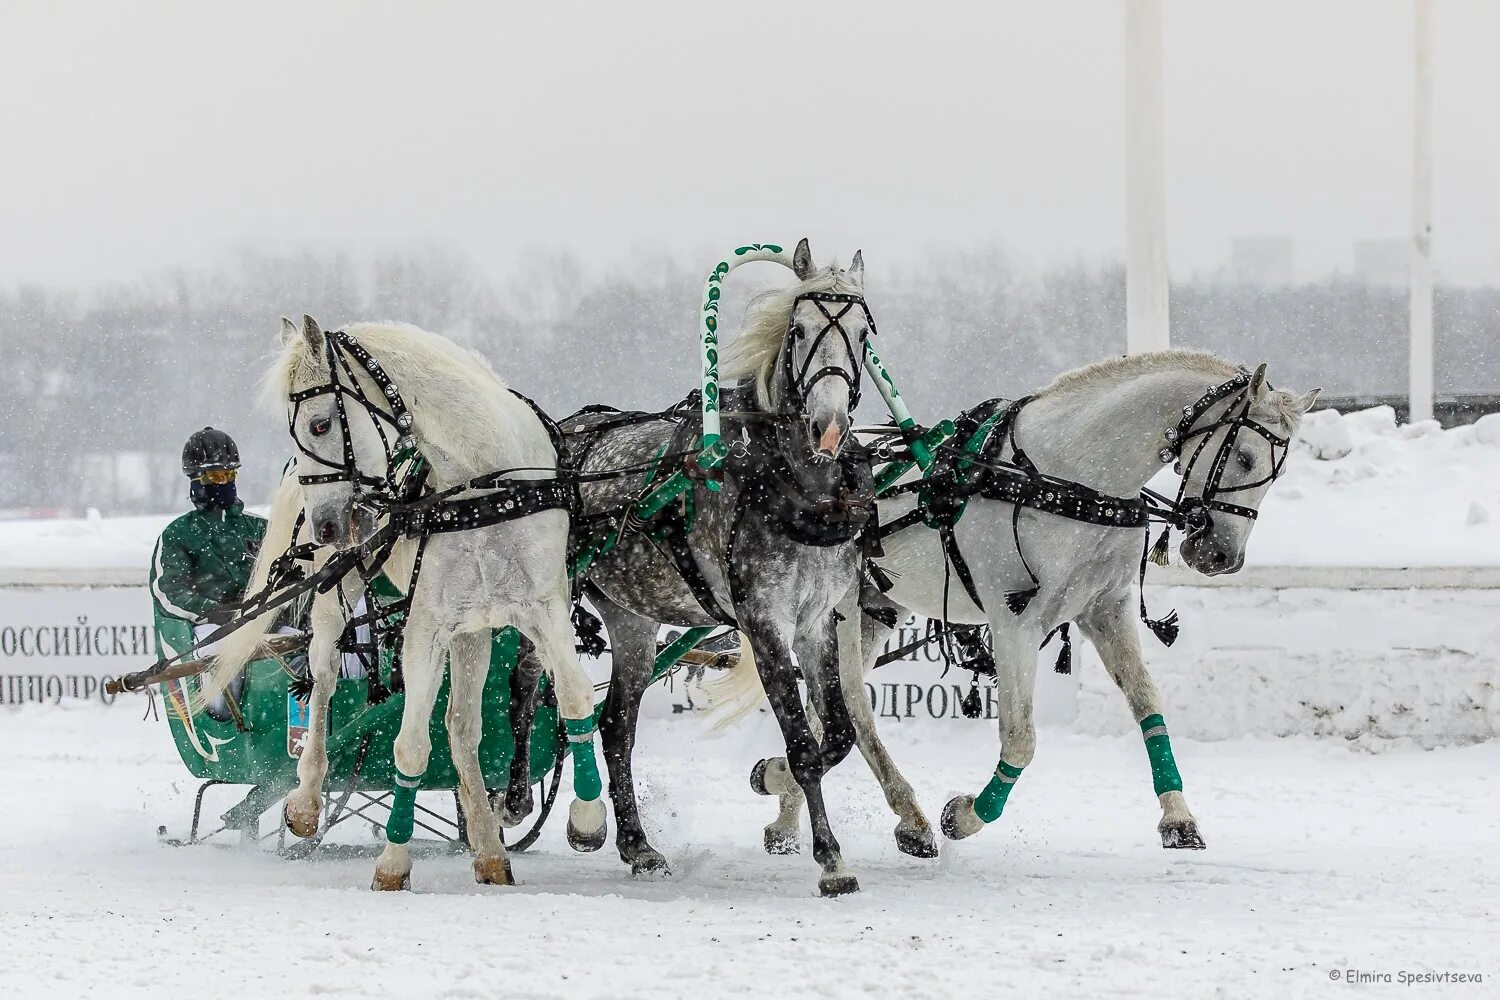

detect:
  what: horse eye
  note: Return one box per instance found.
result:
[1237,449,1254,472]
[311,417,332,437]
[789,324,804,339]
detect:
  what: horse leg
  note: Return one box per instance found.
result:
[517,598,607,852]
[445,629,514,885]
[753,702,817,856]
[840,595,937,856]
[284,587,343,839]
[755,592,937,858]
[499,638,543,829]
[372,613,446,891]
[941,626,1038,841]
[1077,595,1204,849]
[593,595,671,876]
[744,613,859,897]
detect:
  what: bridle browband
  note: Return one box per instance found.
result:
[781,290,873,415]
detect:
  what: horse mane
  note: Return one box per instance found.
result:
[1036,349,1238,400]
[263,320,537,478]
[1036,348,1306,428]
[720,265,865,408]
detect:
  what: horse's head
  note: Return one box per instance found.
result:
[277,315,390,550]
[725,237,871,462]
[1174,363,1321,575]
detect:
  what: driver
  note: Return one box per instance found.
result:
[149,427,267,721]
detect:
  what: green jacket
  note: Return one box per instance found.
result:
[149,502,267,625]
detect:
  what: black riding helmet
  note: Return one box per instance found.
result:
[182,427,240,478]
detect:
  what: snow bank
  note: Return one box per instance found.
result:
[1076,584,1500,749]
[1230,405,1500,567]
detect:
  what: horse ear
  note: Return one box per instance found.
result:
[280,316,298,345]
[1248,362,1269,398]
[849,249,864,286]
[1294,387,1323,414]
[792,238,814,280]
[301,314,324,353]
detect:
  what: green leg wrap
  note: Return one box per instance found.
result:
[386,768,423,845]
[564,717,602,801]
[973,761,1025,824]
[1140,714,1184,796]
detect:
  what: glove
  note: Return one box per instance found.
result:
[201,604,237,626]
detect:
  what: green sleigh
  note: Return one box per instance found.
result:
[155,601,570,853]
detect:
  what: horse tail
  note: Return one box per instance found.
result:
[190,471,303,714]
[705,632,766,731]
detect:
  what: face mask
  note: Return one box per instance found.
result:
[190,478,238,509]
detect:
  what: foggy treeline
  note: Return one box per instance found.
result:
[2,246,1496,515]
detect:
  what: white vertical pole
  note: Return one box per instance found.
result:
[1124,0,1171,354]
[1409,0,1435,424]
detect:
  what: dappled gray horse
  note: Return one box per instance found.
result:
[508,239,879,896]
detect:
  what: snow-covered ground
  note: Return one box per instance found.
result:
[5,407,1500,577]
[2,704,1495,999]
[4,407,1498,998]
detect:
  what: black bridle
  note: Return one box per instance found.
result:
[1154,368,1291,536]
[287,330,419,509]
[781,291,873,414]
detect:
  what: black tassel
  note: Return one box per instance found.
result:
[1149,527,1172,567]
[1005,587,1037,616]
[960,678,983,718]
[571,602,608,658]
[1145,609,1180,647]
[1053,623,1073,675]
[288,672,314,705]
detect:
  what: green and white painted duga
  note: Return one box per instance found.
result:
[634,240,930,521]
[697,242,932,476]
[697,243,792,486]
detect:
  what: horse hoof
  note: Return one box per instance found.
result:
[764,828,800,855]
[567,798,608,853]
[473,854,515,886]
[1161,820,1206,850]
[940,795,983,841]
[749,758,774,797]
[818,872,861,897]
[895,824,939,859]
[371,870,411,892]
[283,800,318,840]
[498,804,531,830]
[631,852,672,879]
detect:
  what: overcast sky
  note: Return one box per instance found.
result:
[2,0,1496,291]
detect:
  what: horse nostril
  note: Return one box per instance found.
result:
[317,521,337,544]
[1209,548,1228,567]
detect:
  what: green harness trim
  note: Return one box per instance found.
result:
[919,409,1007,528]
[564,716,603,801]
[973,760,1025,824]
[1140,713,1184,796]
[873,420,956,495]
[386,767,424,844]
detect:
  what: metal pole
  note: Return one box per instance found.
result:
[1124,0,1171,354]
[1409,0,1435,424]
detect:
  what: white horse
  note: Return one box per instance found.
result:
[732,350,1319,852]
[200,316,600,891]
